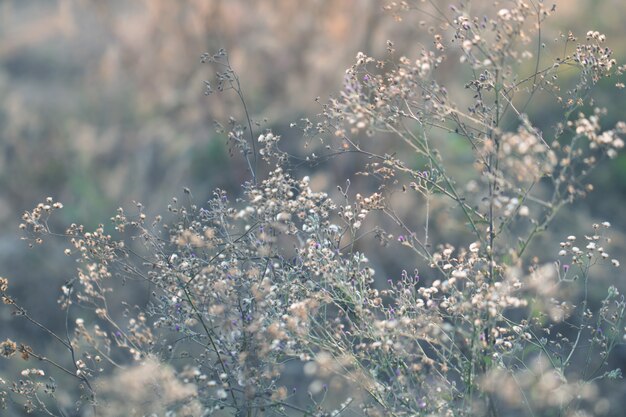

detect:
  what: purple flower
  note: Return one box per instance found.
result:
[563,264,570,273]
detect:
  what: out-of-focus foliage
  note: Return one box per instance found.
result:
[0,0,625,222]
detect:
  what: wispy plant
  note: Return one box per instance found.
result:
[1,2,625,416]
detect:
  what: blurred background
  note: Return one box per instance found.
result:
[1,0,625,415]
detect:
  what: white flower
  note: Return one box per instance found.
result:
[276,212,291,222]
[498,9,512,20]
[452,269,467,278]
[20,369,45,377]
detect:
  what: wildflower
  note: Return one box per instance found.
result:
[0,339,17,358]
[452,269,468,278]
[497,8,512,20]
[20,369,44,377]
[0,277,7,292]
